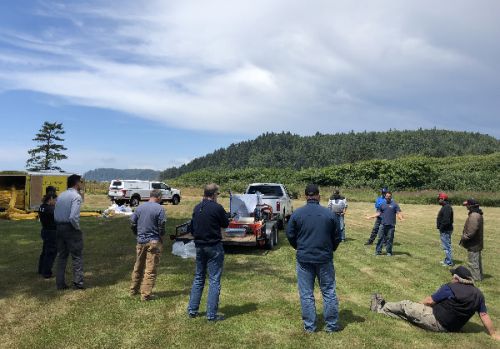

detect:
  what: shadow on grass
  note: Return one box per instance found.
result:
[219,302,259,319]
[461,321,487,334]
[155,289,191,298]
[392,251,412,256]
[339,309,366,329]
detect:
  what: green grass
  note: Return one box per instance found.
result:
[0,197,499,348]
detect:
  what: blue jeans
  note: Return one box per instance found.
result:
[296,260,339,332]
[376,225,395,255]
[439,230,453,265]
[337,214,345,241]
[187,243,224,319]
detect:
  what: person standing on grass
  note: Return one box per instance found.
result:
[366,191,403,256]
[370,266,500,341]
[286,184,342,333]
[459,199,484,281]
[436,192,454,266]
[365,187,389,245]
[187,184,229,322]
[130,189,166,301]
[38,193,58,279]
[328,189,348,242]
[54,174,84,290]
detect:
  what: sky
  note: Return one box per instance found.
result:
[0,0,499,173]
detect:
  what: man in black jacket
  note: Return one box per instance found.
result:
[187,184,229,322]
[437,192,454,266]
[370,266,500,340]
[38,193,57,278]
[286,184,341,333]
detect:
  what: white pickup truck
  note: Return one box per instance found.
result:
[108,179,181,206]
[245,183,293,230]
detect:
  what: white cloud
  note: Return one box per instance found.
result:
[0,0,499,135]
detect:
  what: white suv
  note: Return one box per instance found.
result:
[108,180,181,206]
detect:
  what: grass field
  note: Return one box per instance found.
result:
[0,195,499,348]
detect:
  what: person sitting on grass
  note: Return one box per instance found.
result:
[370,266,500,341]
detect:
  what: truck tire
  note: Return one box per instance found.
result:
[172,195,180,205]
[130,195,140,207]
[277,215,285,230]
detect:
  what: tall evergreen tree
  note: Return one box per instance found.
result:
[26,121,68,171]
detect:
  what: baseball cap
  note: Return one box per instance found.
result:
[305,184,319,196]
[463,198,479,207]
[438,192,448,200]
[450,266,473,281]
[381,187,388,194]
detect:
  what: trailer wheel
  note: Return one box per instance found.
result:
[277,217,285,230]
[273,229,279,246]
[265,228,277,250]
[115,200,125,206]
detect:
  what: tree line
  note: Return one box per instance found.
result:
[160,129,500,178]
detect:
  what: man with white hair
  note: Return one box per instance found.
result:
[370,266,500,340]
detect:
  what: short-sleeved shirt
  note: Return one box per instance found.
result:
[378,201,401,226]
[432,285,487,313]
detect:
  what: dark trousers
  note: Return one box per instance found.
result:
[368,216,382,243]
[376,225,395,255]
[38,229,57,277]
[56,224,84,288]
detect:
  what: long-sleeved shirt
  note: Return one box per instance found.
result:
[191,199,229,246]
[54,188,82,230]
[130,202,166,244]
[39,203,56,230]
[374,196,386,210]
[436,202,453,231]
[286,200,341,264]
[460,211,484,252]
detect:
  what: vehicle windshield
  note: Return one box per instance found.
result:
[247,185,283,197]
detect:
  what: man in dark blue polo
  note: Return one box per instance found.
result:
[367,191,403,256]
[286,184,342,333]
[187,183,229,322]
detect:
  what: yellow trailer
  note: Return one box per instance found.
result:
[0,171,83,212]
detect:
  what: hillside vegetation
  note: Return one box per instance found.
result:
[165,153,500,205]
[161,129,500,178]
[83,168,160,181]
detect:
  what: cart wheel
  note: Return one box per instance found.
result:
[265,229,276,250]
[273,229,279,246]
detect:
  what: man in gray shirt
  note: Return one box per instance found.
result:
[130,189,166,301]
[54,174,84,290]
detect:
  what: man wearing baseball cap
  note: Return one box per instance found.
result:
[370,266,499,340]
[286,184,342,333]
[436,192,454,266]
[460,199,484,281]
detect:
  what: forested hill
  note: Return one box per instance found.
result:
[83,168,160,181]
[161,129,500,178]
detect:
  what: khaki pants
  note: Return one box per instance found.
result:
[379,300,446,332]
[468,251,483,281]
[130,241,163,300]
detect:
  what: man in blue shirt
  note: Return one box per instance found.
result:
[370,266,500,340]
[366,191,403,256]
[187,184,229,321]
[130,189,166,301]
[365,188,389,245]
[286,184,341,333]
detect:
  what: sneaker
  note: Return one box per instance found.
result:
[364,241,373,246]
[370,293,385,312]
[130,290,139,296]
[141,295,157,301]
[325,327,341,333]
[188,312,199,319]
[375,252,382,256]
[386,253,393,257]
[73,283,85,290]
[207,314,225,322]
